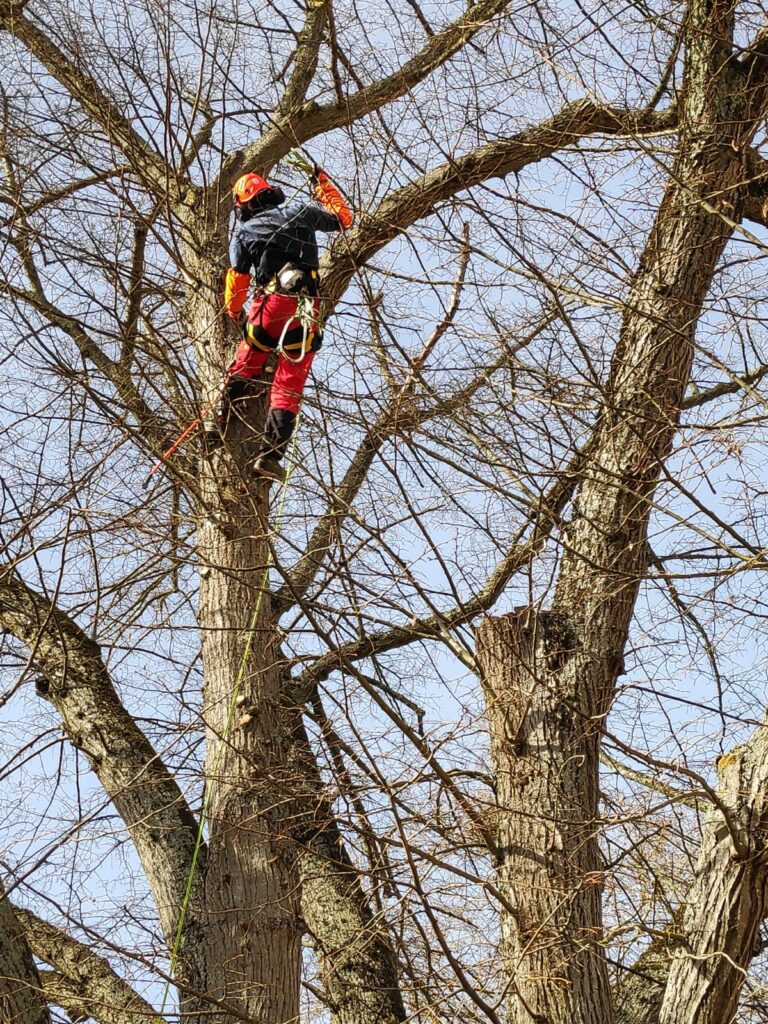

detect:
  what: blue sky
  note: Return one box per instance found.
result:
[3,0,768,1016]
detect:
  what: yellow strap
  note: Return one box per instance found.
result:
[281,336,312,351]
[244,323,274,351]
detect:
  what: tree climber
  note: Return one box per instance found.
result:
[215,152,353,484]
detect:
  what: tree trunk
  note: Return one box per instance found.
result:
[183,219,405,1023]
[659,728,768,1024]
[180,221,303,1022]
[0,883,50,1024]
[194,499,303,1023]
[477,2,753,1020]
[477,611,611,1024]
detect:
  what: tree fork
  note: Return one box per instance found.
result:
[286,712,406,1024]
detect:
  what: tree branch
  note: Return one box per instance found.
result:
[219,0,517,183]
[740,146,768,226]
[274,0,329,119]
[0,167,129,228]
[0,124,164,449]
[0,570,201,946]
[319,100,677,307]
[2,280,170,460]
[274,228,470,615]
[289,439,589,698]
[120,221,149,369]
[0,4,181,202]
[0,880,49,1024]
[682,360,768,408]
[17,909,157,1024]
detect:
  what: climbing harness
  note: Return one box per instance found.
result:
[158,415,301,1017]
[243,263,322,364]
[276,293,321,364]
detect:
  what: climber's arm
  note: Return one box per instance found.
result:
[313,171,354,230]
[224,269,251,318]
[285,149,354,231]
[224,234,252,319]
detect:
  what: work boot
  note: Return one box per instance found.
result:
[264,408,296,454]
[204,375,259,444]
[203,394,228,448]
[253,452,286,484]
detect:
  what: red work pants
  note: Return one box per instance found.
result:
[228,341,315,415]
[227,290,320,457]
[227,342,315,458]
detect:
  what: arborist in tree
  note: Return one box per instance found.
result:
[214,151,354,484]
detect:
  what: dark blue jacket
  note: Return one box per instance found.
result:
[229,201,341,284]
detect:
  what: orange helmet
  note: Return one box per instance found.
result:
[233,172,271,204]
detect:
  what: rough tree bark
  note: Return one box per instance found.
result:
[614,936,681,1024]
[0,882,50,1024]
[15,908,157,1024]
[658,723,768,1024]
[477,610,609,1024]
[476,0,768,1021]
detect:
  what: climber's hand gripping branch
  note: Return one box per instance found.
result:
[284,149,319,179]
[285,148,354,230]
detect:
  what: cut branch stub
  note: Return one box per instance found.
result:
[476,610,612,1024]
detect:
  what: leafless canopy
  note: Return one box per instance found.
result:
[2,0,768,1022]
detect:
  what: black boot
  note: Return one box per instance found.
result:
[204,375,260,445]
[263,408,296,455]
[250,408,296,483]
[252,452,286,484]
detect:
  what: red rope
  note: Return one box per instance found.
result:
[143,390,223,488]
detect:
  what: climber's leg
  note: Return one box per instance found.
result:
[252,350,315,482]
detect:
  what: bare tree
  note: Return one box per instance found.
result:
[2,0,768,1022]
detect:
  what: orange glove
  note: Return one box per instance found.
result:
[314,171,353,230]
[224,268,250,318]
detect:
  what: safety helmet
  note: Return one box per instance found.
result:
[233,172,271,204]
